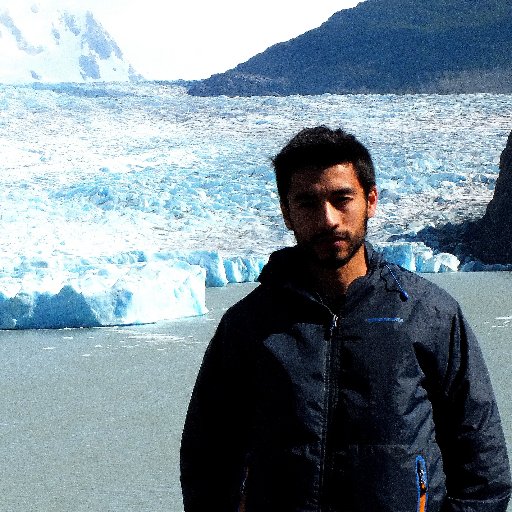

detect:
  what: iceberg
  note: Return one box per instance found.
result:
[0,251,268,330]
[0,243,463,330]
[224,255,267,284]
[0,259,207,329]
[153,251,268,288]
[419,252,460,273]
[374,242,460,273]
[0,244,492,330]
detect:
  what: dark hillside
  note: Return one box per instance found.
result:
[189,0,512,96]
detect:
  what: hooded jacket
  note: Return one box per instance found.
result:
[180,244,511,512]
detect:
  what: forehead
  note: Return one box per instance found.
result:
[288,163,363,197]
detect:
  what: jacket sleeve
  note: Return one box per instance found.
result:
[436,307,511,512]
[180,315,248,512]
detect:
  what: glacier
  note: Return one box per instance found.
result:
[0,3,140,83]
[1,82,512,329]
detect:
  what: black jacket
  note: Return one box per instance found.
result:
[180,245,511,512]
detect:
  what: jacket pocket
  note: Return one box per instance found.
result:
[331,445,437,511]
[416,455,428,512]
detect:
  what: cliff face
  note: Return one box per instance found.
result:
[188,0,512,96]
[472,131,512,263]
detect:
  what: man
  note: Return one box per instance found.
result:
[180,126,511,512]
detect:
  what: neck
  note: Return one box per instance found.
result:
[311,245,368,301]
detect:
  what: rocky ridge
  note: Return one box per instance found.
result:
[471,131,512,263]
[411,130,512,267]
[188,0,512,96]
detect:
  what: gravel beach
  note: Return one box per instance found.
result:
[0,274,510,512]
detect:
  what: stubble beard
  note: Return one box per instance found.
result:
[299,216,368,270]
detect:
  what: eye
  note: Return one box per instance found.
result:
[332,195,351,208]
[298,199,316,209]
[293,195,318,209]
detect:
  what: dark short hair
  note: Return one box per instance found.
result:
[272,126,376,203]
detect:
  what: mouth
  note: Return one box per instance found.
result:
[313,235,349,250]
[313,231,349,243]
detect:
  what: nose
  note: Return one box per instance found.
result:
[318,201,339,229]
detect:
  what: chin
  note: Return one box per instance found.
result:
[312,240,365,269]
[313,251,352,269]
[320,256,352,269]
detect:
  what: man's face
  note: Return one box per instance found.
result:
[281,163,378,268]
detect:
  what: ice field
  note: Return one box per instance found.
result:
[1,82,511,328]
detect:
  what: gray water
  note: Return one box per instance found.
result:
[0,276,510,511]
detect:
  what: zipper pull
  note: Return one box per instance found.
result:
[416,456,428,512]
[417,458,427,494]
[327,315,339,340]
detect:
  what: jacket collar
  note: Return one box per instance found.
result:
[258,242,410,305]
[258,241,382,294]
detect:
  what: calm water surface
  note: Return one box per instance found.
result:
[0,277,510,512]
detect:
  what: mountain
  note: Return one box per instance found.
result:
[0,3,141,83]
[189,0,512,96]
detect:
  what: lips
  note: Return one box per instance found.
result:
[312,232,350,246]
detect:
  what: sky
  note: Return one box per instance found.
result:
[3,0,364,80]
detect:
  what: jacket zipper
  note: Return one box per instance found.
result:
[318,313,339,511]
[238,464,249,512]
[416,455,428,512]
[328,314,339,340]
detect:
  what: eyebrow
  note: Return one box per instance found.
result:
[291,186,356,201]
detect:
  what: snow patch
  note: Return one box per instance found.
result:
[0,5,140,83]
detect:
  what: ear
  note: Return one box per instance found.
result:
[366,186,378,219]
[280,201,293,230]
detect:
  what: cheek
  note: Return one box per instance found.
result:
[347,201,370,222]
[287,210,316,236]
[288,212,308,231]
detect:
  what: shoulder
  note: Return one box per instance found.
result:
[384,262,461,313]
[369,244,460,314]
[217,283,280,334]
[222,284,268,320]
